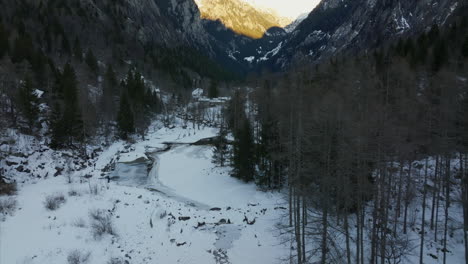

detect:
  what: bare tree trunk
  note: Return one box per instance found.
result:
[431,156,439,230]
[435,156,441,242]
[420,157,429,264]
[380,165,388,264]
[443,156,451,264]
[356,200,361,264]
[394,161,404,235]
[396,161,404,218]
[403,162,412,234]
[302,197,306,263]
[462,153,468,264]
[344,212,351,264]
[289,185,293,227]
[295,193,303,264]
[360,204,365,264]
[321,199,328,264]
[370,164,379,264]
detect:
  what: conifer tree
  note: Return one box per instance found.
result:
[11,33,33,63]
[62,63,84,145]
[18,77,39,131]
[232,118,255,182]
[73,38,83,62]
[462,35,468,58]
[50,63,83,148]
[432,39,448,73]
[61,35,71,55]
[101,64,118,122]
[0,23,9,59]
[50,102,64,149]
[85,49,99,75]
[208,80,219,98]
[117,93,134,139]
[213,123,229,167]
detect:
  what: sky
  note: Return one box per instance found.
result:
[244,0,321,19]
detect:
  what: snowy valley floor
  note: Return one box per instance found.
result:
[1,122,467,264]
[0,123,289,264]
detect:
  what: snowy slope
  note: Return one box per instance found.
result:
[0,121,289,264]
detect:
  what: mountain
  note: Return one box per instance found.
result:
[284,13,310,33]
[261,0,464,70]
[0,0,256,80]
[194,0,291,39]
[0,0,464,77]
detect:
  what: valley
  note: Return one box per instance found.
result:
[1,0,468,263]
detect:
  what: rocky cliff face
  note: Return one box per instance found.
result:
[1,0,463,76]
[263,0,463,70]
[195,0,291,39]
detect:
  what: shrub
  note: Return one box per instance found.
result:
[159,210,167,219]
[68,188,80,197]
[0,197,17,216]
[89,183,99,196]
[89,209,116,239]
[0,178,16,195]
[107,257,125,264]
[44,193,66,210]
[72,218,87,228]
[67,250,91,264]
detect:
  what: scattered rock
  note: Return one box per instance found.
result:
[195,222,206,229]
[218,219,227,224]
[54,167,64,177]
[178,216,190,221]
[6,160,18,166]
[243,215,256,225]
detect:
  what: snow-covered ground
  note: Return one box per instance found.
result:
[0,121,289,264]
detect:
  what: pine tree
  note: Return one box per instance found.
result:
[18,77,39,131]
[65,63,84,143]
[213,123,229,167]
[123,70,149,138]
[256,117,278,187]
[0,23,9,59]
[208,80,219,98]
[101,64,118,122]
[30,50,47,86]
[85,49,99,75]
[145,89,161,113]
[117,93,134,139]
[428,24,440,43]
[11,33,33,64]
[105,65,118,88]
[232,118,255,182]
[51,63,84,147]
[432,39,448,73]
[462,35,468,58]
[50,102,64,149]
[61,35,71,55]
[73,37,83,62]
